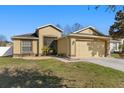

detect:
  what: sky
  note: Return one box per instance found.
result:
[0,5,119,41]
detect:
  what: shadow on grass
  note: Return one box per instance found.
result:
[0,67,65,88]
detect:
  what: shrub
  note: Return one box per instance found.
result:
[119,44,124,52]
[0,41,6,46]
[122,44,124,52]
[42,46,50,56]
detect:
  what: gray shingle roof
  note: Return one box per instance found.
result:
[12,33,38,38]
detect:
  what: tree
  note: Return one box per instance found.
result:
[0,35,6,41]
[94,5,124,12]
[64,25,72,35]
[56,24,63,29]
[109,10,124,38]
[56,23,83,36]
[0,35,7,46]
[72,23,83,32]
[119,44,124,52]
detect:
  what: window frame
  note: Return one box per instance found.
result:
[21,40,32,54]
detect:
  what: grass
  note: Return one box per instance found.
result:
[0,57,124,87]
[111,53,120,58]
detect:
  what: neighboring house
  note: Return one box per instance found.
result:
[118,38,124,46]
[110,38,124,53]
[12,24,110,58]
[110,40,121,53]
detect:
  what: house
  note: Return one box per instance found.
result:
[110,39,121,53]
[110,30,124,53]
[12,24,110,58]
[110,38,124,53]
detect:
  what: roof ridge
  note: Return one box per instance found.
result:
[72,26,105,36]
[37,24,63,32]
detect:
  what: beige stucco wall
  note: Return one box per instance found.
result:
[32,40,38,54]
[106,40,110,56]
[78,28,98,35]
[13,39,21,54]
[13,39,38,56]
[70,38,76,57]
[38,26,62,55]
[57,37,70,56]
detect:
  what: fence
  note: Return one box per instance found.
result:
[0,46,13,56]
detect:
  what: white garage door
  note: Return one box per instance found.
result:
[76,40,105,58]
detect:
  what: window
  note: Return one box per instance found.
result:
[21,41,32,53]
[113,43,117,50]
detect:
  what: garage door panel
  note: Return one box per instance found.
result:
[76,40,105,58]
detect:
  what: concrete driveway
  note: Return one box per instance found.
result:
[55,57,124,72]
[79,58,124,72]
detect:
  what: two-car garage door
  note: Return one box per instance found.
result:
[76,40,106,58]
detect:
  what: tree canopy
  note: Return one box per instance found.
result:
[0,35,7,46]
[94,5,124,12]
[56,23,83,35]
[0,35,6,41]
[109,10,124,38]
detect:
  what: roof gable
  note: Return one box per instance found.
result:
[73,26,105,36]
[12,24,63,39]
[37,24,63,33]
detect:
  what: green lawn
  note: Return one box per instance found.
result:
[111,53,120,58]
[0,57,124,88]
